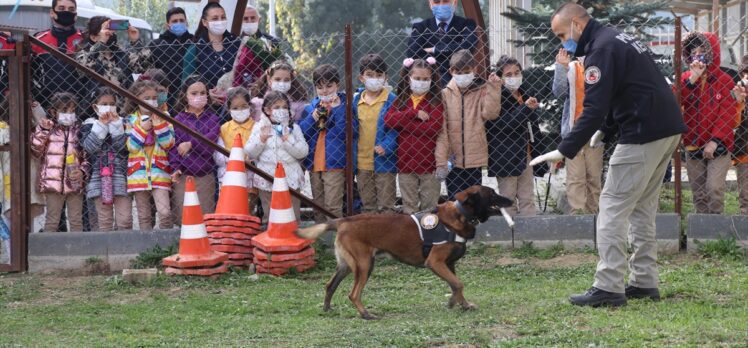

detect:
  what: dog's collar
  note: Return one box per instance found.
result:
[454,201,478,225]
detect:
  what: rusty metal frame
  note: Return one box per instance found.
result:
[0,34,31,272]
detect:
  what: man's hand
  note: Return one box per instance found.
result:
[529,150,564,167]
[733,83,746,104]
[703,140,718,160]
[556,48,571,68]
[170,170,181,184]
[590,130,605,148]
[424,47,435,54]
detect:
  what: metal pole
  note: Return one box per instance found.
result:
[27,36,339,220]
[344,24,354,216]
[231,0,249,36]
[674,16,683,238]
[712,0,719,35]
[4,35,31,272]
[269,0,277,37]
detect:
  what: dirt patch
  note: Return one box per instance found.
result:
[532,254,597,269]
[487,324,520,341]
[496,257,526,266]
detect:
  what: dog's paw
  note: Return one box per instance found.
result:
[361,311,379,320]
[447,297,458,309]
[461,302,478,311]
[323,304,331,312]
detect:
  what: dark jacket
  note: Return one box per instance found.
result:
[31,28,84,109]
[150,30,195,106]
[184,32,241,89]
[0,33,15,94]
[486,87,540,177]
[406,16,477,86]
[557,19,687,159]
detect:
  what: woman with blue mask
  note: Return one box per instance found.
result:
[149,7,195,108]
[406,0,478,87]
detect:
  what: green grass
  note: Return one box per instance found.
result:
[1,246,747,347]
[658,185,741,215]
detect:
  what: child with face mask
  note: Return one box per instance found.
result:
[81,87,132,231]
[384,57,444,215]
[169,76,221,222]
[31,92,89,232]
[353,53,398,214]
[214,87,259,215]
[486,55,541,217]
[126,80,176,230]
[249,60,308,122]
[300,64,357,222]
[435,49,502,199]
[245,91,309,224]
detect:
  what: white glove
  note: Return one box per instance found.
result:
[590,130,605,148]
[529,150,564,167]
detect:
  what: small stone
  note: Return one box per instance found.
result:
[122,268,158,283]
[249,274,260,282]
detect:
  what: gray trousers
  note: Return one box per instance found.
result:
[593,134,680,293]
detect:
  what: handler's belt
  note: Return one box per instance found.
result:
[411,210,466,259]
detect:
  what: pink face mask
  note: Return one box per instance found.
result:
[188,95,208,110]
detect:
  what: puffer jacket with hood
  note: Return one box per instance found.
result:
[30,123,89,194]
[435,77,502,169]
[679,32,737,152]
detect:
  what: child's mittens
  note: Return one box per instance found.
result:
[435,165,449,181]
[92,120,109,140]
[109,117,125,137]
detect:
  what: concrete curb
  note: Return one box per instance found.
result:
[686,214,748,250]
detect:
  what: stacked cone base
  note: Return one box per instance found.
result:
[255,263,315,276]
[252,233,314,253]
[209,238,254,247]
[253,247,315,262]
[162,251,228,269]
[165,263,229,276]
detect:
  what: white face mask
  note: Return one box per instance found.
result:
[242,22,259,35]
[504,76,523,91]
[319,93,337,103]
[271,81,292,94]
[270,109,290,124]
[58,113,76,126]
[230,109,251,123]
[453,73,475,88]
[140,99,158,112]
[208,20,228,36]
[410,78,431,95]
[364,77,385,93]
[96,105,116,115]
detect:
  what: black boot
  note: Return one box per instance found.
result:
[625,284,660,300]
[569,287,627,307]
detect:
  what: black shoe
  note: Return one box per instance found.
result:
[625,284,660,301]
[569,287,627,307]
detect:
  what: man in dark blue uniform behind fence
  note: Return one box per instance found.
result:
[530,3,687,307]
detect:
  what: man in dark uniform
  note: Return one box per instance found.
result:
[31,0,83,109]
[530,3,687,307]
[406,0,477,87]
[149,7,194,108]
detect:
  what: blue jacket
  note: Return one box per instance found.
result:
[352,89,398,173]
[299,93,358,171]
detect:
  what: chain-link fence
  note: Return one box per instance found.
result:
[10,12,748,236]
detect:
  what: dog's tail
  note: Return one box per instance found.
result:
[296,220,339,240]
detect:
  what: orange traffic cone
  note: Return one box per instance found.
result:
[214,133,250,216]
[163,177,229,274]
[252,163,313,253]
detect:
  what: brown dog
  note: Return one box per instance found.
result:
[296,186,513,319]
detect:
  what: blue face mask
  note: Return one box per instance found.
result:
[169,23,188,37]
[562,22,578,54]
[157,92,168,106]
[432,4,454,22]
